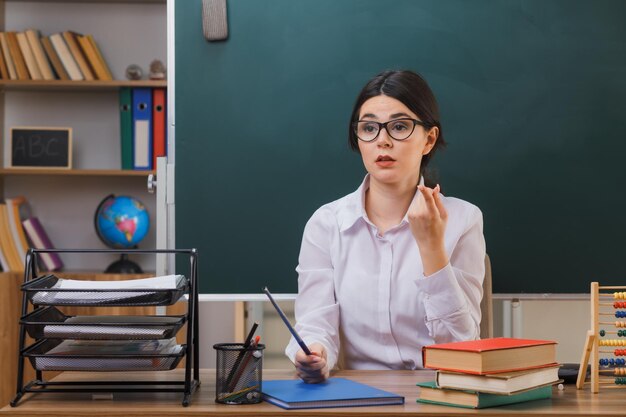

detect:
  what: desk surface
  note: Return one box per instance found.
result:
[0,369,621,417]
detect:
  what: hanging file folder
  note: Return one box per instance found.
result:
[132,88,153,170]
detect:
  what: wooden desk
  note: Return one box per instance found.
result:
[0,369,621,417]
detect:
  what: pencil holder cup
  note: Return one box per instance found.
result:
[213,342,265,404]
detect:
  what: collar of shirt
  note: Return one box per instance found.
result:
[337,174,425,233]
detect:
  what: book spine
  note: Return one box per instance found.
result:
[86,35,113,80]
[25,29,55,80]
[6,31,30,80]
[22,217,63,271]
[0,37,9,79]
[0,204,24,271]
[16,32,42,80]
[50,33,83,81]
[62,31,94,81]
[76,35,107,81]
[0,33,17,80]
[41,36,69,80]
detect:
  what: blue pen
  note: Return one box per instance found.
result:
[263,287,312,356]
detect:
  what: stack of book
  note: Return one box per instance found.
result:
[0,196,63,273]
[418,338,560,409]
[0,29,112,81]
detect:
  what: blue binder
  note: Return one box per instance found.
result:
[132,88,153,170]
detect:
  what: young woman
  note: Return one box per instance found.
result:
[286,70,486,383]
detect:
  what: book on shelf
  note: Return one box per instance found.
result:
[49,33,83,80]
[436,365,561,395]
[262,378,404,410]
[16,32,42,80]
[422,338,557,375]
[0,38,8,79]
[0,32,17,80]
[21,217,63,271]
[62,31,94,81]
[41,35,69,80]
[6,31,29,80]
[5,197,30,264]
[25,29,55,80]
[86,34,113,80]
[416,381,552,409]
[0,203,25,271]
[0,242,8,271]
[76,34,111,81]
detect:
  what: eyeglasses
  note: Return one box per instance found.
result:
[353,118,426,142]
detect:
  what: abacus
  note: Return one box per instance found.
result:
[577,282,626,392]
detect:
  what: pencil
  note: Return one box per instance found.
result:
[224,322,258,389]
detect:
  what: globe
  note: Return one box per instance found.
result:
[94,195,150,273]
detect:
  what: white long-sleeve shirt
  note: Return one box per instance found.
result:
[285,175,486,370]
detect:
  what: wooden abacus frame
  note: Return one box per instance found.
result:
[577,282,626,393]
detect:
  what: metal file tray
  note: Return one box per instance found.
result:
[21,306,186,340]
[21,274,189,306]
[23,339,186,372]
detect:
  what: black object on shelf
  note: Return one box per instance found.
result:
[11,248,200,407]
[105,253,144,274]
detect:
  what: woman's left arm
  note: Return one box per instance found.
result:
[409,186,486,342]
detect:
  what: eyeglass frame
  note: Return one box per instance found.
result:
[352,118,427,142]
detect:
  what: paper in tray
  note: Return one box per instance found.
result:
[24,338,186,372]
[22,274,189,306]
[21,306,186,340]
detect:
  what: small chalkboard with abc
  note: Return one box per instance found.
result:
[10,127,72,169]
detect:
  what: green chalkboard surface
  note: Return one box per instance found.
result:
[175,0,626,294]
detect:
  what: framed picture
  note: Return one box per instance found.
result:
[9,126,72,169]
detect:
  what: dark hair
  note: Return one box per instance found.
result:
[348,70,446,186]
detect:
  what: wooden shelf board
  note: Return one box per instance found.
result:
[0,80,166,91]
[0,168,155,177]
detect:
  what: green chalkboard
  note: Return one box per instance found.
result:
[175,0,626,294]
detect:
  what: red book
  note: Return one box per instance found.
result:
[22,217,63,271]
[422,337,557,375]
[152,88,166,168]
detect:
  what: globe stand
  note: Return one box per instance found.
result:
[105,253,143,274]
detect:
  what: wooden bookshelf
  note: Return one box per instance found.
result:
[0,168,155,177]
[0,80,167,91]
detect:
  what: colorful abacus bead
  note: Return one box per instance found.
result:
[619,330,623,337]
[600,329,606,337]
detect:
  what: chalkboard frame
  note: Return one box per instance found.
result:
[9,126,73,169]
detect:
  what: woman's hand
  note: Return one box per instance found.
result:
[408,184,449,276]
[294,343,329,383]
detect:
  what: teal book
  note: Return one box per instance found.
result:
[262,378,404,409]
[416,381,552,409]
[119,87,133,169]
